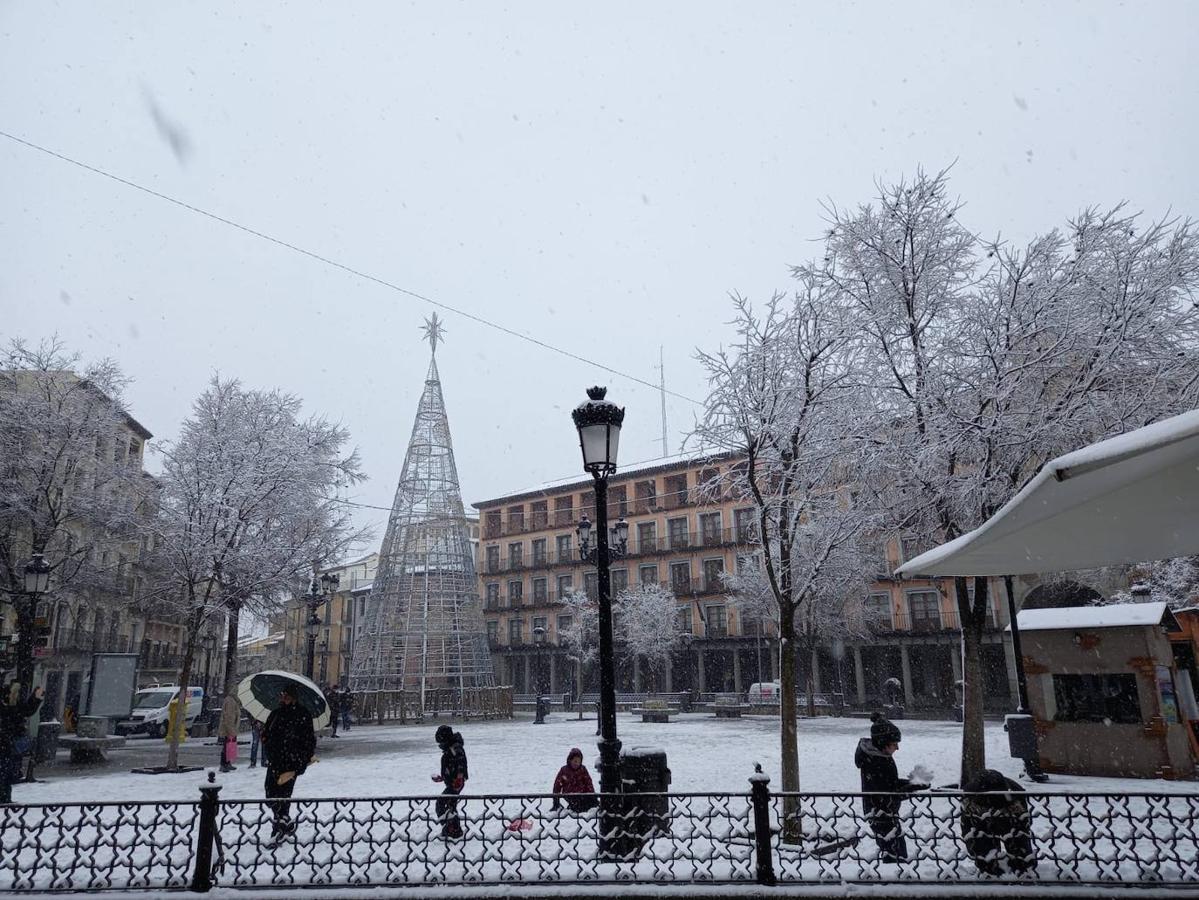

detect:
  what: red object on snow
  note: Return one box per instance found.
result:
[506,818,533,832]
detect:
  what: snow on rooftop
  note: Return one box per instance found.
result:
[1013,601,1171,632]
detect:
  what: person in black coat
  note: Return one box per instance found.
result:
[326,686,341,738]
[854,712,929,862]
[0,683,43,804]
[431,725,468,839]
[261,681,316,839]
[960,769,1036,876]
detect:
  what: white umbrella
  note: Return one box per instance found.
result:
[896,408,1199,577]
[236,669,330,730]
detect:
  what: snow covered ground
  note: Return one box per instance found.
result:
[18,712,1199,805]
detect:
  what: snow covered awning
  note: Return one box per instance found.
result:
[1010,601,1180,633]
[896,408,1199,578]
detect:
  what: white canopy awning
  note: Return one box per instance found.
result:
[896,408,1199,578]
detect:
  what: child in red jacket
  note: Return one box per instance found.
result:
[551,747,598,812]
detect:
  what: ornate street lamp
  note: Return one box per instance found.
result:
[571,386,629,855]
[305,571,339,680]
[23,554,51,596]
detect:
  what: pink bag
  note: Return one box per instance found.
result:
[225,736,238,763]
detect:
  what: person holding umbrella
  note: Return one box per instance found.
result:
[261,680,316,841]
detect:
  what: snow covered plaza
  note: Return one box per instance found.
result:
[4,714,1198,894]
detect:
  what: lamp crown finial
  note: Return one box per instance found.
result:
[585,386,607,401]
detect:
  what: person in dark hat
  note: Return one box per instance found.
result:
[854,712,929,862]
[261,680,316,841]
[960,768,1036,876]
[431,725,468,839]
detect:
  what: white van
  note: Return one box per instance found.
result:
[117,686,205,737]
[746,682,781,704]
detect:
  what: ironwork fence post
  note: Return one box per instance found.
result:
[190,772,222,893]
[749,767,777,886]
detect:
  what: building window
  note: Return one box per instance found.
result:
[611,568,628,595]
[900,536,921,562]
[705,605,728,638]
[532,538,547,567]
[735,553,761,576]
[531,501,548,530]
[508,618,524,645]
[637,521,657,553]
[663,473,688,509]
[584,572,598,599]
[486,546,500,574]
[676,606,693,636]
[639,564,659,585]
[532,616,548,640]
[557,574,573,597]
[668,517,690,550]
[487,619,500,644]
[702,558,725,592]
[609,484,629,518]
[670,562,692,594]
[700,512,722,546]
[485,510,502,539]
[532,578,548,603]
[866,592,893,630]
[557,614,572,637]
[906,591,941,632]
[1051,673,1140,724]
[554,496,573,526]
[733,508,758,544]
[556,534,573,562]
[508,580,524,607]
[508,542,523,569]
[634,480,657,513]
[507,505,525,533]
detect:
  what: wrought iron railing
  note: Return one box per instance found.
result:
[1,778,1196,891]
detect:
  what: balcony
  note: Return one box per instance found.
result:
[55,630,132,653]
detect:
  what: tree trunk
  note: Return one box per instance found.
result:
[778,600,801,841]
[956,576,987,786]
[222,601,241,700]
[165,627,199,772]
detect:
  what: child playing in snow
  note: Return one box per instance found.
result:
[551,747,598,813]
[854,712,929,862]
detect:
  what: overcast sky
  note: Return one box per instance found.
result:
[3,2,1197,541]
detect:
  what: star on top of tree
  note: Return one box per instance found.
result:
[421,313,446,355]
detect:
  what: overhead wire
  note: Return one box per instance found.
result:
[0,129,703,406]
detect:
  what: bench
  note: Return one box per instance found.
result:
[630,706,678,723]
[713,693,750,718]
[58,734,126,764]
[579,692,691,713]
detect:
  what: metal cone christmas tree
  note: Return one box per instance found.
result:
[349,315,495,707]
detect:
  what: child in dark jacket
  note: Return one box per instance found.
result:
[960,769,1036,876]
[432,725,468,838]
[551,747,597,812]
[854,712,929,863]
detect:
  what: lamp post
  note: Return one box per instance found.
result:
[21,553,51,782]
[572,386,631,853]
[305,571,339,681]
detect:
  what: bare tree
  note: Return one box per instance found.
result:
[558,588,598,706]
[806,168,1199,783]
[615,581,684,689]
[0,338,149,691]
[692,289,870,829]
[143,377,367,770]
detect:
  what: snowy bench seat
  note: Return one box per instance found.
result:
[630,707,677,723]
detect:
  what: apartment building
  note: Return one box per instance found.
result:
[278,552,378,687]
[474,454,1016,713]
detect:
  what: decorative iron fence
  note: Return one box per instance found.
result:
[1,777,1196,892]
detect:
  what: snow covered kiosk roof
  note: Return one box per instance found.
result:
[1011,601,1180,633]
[896,408,1199,577]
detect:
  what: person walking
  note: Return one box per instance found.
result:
[249,718,268,769]
[854,712,928,863]
[261,681,316,842]
[339,686,353,732]
[0,683,43,804]
[217,693,241,773]
[327,686,341,738]
[431,725,468,839]
[551,747,597,813]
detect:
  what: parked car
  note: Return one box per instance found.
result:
[746,682,781,704]
[116,686,204,737]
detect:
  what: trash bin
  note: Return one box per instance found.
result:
[534,695,550,725]
[621,747,672,839]
[35,720,61,764]
[1005,714,1037,759]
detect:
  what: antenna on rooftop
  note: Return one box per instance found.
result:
[658,345,669,456]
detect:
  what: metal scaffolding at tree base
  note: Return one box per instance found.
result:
[349,317,496,711]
